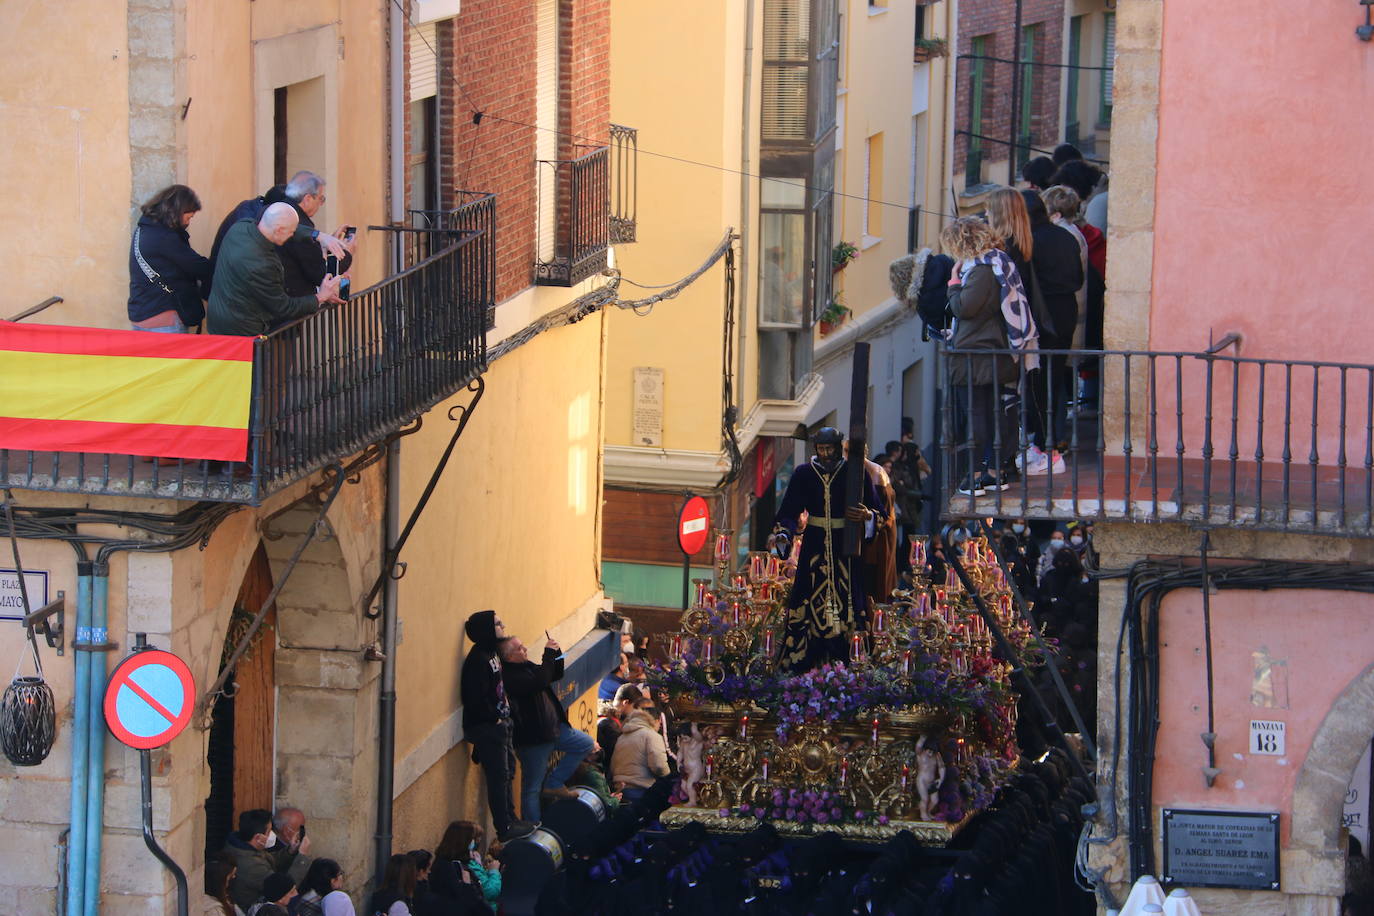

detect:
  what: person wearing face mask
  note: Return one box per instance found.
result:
[224,809,312,913]
[1036,542,1094,640]
[429,821,490,913]
[1037,530,1068,581]
[1065,520,1096,569]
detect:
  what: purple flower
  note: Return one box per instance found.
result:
[718,808,730,817]
[816,812,829,823]
[877,815,890,825]
[849,808,859,820]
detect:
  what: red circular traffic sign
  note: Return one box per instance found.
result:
[677,495,711,556]
[103,649,196,750]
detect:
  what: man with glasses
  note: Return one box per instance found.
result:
[462,610,535,842]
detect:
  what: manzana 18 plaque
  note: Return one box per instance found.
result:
[1162,808,1280,890]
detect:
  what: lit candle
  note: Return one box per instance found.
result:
[901,764,909,790]
[901,650,913,678]
[670,634,683,659]
[706,754,714,779]
[764,628,774,656]
[871,716,880,745]
[704,635,714,662]
[839,757,849,786]
[715,531,732,562]
[739,715,749,739]
[750,553,765,581]
[916,592,930,616]
[934,586,947,606]
[694,579,710,608]
[945,567,959,590]
[704,590,716,609]
[732,573,747,589]
[850,633,865,663]
[873,607,886,633]
[730,601,743,625]
[761,756,770,782]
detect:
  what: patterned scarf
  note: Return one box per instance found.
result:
[960,248,1040,370]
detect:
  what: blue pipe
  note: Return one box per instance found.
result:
[65,565,93,916]
[83,567,110,914]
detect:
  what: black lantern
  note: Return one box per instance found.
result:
[0,676,57,766]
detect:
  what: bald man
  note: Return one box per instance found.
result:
[208,202,343,336]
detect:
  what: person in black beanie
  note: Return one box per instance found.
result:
[1021,155,1056,190]
[461,610,534,841]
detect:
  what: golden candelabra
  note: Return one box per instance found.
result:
[656,530,1032,844]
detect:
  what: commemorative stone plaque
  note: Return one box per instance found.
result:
[1162,808,1280,891]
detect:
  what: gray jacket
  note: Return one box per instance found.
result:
[948,264,1016,387]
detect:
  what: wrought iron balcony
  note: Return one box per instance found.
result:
[535,145,610,287]
[1,235,489,505]
[938,346,1374,537]
[609,124,638,244]
[381,192,497,330]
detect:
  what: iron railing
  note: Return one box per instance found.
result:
[939,346,1374,536]
[378,192,496,330]
[609,124,638,244]
[1,238,488,505]
[535,146,610,287]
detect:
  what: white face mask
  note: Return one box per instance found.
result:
[263,830,278,848]
[469,840,478,853]
[1050,539,1064,550]
[1011,524,1025,534]
[1070,535,1084,547]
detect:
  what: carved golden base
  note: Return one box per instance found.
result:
[658,805,970,846]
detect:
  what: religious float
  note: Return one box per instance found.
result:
[651,529,1044,844]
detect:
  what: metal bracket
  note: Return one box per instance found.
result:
[1361,0,1374,41]
[21,590,64,656]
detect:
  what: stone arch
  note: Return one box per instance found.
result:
[1289,660,1374,898]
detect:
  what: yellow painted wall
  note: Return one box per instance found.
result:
[832,0,945,322]
[0,1,132,325]
[392,312,609,756]
[606,0,752,453]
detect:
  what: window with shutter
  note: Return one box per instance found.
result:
[535,0,559,261]
[762,0,811,141]
[1100,12,1116,124]
[408,21,438,102]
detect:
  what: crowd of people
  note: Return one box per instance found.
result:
[128,171,354,337]
[894,143,1108,495]
[201,808,504,916]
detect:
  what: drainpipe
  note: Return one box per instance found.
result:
[83,565,111,914]
[65,564,93,916]
[374,442,401,879]
[736,0,755,419]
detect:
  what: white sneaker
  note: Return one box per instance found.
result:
[1022,449,1050,475]
[1014,445,1046,471]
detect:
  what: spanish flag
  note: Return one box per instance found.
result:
[0,322,254,462]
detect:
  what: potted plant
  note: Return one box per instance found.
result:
[832,240,859,273]
[818,298,851,336]
[913,37,948,63]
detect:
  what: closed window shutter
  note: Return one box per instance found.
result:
[762,0,810,141]
[409,21,438,101]
[1102,13,1116,108]
[536,0,558,261]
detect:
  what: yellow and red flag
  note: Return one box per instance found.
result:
[0,322,254,462]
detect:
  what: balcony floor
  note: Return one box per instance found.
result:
[947,452,1374,535]
[3,453,257,503]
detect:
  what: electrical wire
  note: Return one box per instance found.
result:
[393,0,958,221]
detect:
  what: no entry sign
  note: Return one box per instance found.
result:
[103,649,195,749]
[677,495,711,556]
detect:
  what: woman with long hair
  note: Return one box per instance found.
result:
[128,183,212,332]
[291,858,353,916]
[201,856,244,916]
[431,820,499,911]
[368,855,417,916]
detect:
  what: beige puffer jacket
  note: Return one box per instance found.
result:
[610,710,670,789]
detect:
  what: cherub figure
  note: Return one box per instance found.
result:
[914,735,947,821]
[677,723,708,807]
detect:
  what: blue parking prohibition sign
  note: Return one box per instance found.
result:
[103,649,196,750]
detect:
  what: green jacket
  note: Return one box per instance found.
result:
[207,220,319,336]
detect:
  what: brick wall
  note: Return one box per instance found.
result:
[396,0,610,303]
[953,0,1064,183]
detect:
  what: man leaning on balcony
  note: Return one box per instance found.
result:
[208,203,344,336]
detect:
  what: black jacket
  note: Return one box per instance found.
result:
[461,611,509,732]
[128,216,212,324]
[1027,215,1084,351]
[262,187,352,297]
[503,647,569,747]
[427,859,487,915]
[209,186,351,297]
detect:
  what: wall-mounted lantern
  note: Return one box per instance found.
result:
[1360,0,1374,40]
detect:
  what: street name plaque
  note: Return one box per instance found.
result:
[1162,808,1280,891]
